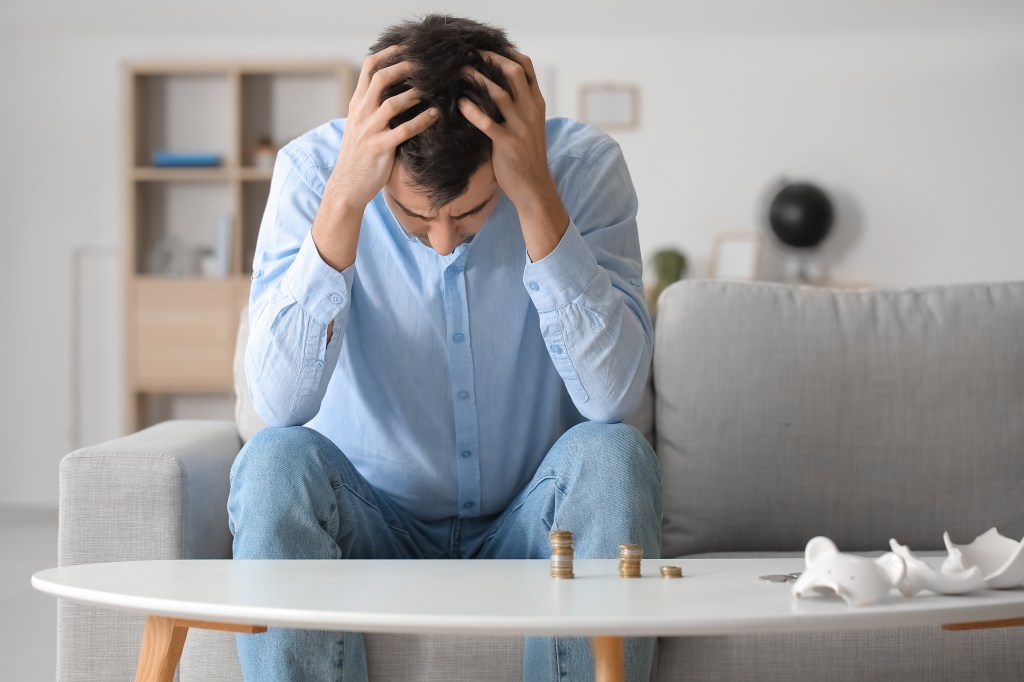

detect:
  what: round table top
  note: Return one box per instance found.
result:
[32,558,1024,637]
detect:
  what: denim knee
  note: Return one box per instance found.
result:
[228,426,342,541]
[556,421,662,490]
[230,426,336,491]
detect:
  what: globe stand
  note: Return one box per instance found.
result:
[784,255,825,286]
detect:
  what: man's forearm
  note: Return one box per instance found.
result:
[310,177,365,273]
[518,183,570,263]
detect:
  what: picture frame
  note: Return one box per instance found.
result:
[710,232,762,280]
[578,83,640,131]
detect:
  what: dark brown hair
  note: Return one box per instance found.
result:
[369,15,518,208]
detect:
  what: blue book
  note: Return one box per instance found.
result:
[153,151,222,167]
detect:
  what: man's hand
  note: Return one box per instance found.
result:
[331,45,439,208]
[458,50,570,261]
[313,45,438,273]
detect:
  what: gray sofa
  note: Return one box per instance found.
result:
[57,280,1024,680]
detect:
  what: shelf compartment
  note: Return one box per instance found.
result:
[132,72,234,168]
[239,71,347,167]
[133,182,234,276]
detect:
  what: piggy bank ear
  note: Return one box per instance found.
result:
[805,537,839,567]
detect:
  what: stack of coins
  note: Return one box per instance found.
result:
[549,530,575,579]
[618,544,643,578]
[660,565,683,579]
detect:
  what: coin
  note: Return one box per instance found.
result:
[759,574,794,583]
[549,530,575,579]
[618,543,643,578]
[660,565,683,578]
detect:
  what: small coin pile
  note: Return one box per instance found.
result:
[660,565,683,579]
[618,543,643,578]
[549,530,575,579]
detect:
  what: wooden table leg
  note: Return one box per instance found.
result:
[135,616,188,682]
[591,635,624,682]
[134,616,268,682]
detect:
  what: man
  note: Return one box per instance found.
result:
[229,14,661,681]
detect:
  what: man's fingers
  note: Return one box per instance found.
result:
[507,50,537,84]
[354,44,403,98]
[463,68,515,118]
[371,88,425,127]
[365,61,416,107]
[508,49,544,101]
[479,50,532,103]
[385,107,440,147]
[458,98,502,139]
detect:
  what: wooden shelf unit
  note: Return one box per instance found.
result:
[124,59,354,430]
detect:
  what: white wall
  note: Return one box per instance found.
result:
[2,2,1023,507]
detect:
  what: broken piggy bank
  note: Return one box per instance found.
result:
[792,537,906,607]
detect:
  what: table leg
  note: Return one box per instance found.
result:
[135,616,188,682]
[134,616,268,682]
[591,635,624,682]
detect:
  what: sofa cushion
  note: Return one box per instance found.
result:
[654,280,1024,558]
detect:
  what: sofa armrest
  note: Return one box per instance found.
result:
[58,419,241,566]
[56,420,242,680]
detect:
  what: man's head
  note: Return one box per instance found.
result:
[369,15,518,254]
[370,15,516,207]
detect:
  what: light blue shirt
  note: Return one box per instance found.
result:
[247,117,653,521]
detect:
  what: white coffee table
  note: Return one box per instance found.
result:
[33,557,1024,682]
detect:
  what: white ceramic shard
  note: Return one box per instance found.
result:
[943,528,1024,589]
[792,537,905,607]
[887,539,986,596]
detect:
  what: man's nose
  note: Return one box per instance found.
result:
[431,222,460,256]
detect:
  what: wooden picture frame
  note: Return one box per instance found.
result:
[710,232,762,280]
[578,83,640,131]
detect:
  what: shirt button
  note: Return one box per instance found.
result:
[313,360,325,369]
[328,292,342,304]
[446,265,460,276]
[457,390,470,400]
[461,450,472,458]
[463,502,474,509]
[528,281,540,291]
[453,333,465,343]
[550,344,563,354]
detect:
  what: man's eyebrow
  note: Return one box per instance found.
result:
[392,198,432,221]
[452,193,496,220]
[393,193,496,221]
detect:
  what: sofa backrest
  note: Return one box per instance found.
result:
[654,280,1024,558]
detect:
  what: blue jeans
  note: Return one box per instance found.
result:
[227,421,662,681]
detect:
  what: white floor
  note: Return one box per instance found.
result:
[0,506,58,681]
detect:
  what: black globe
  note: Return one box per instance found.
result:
[768,182,834,249]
